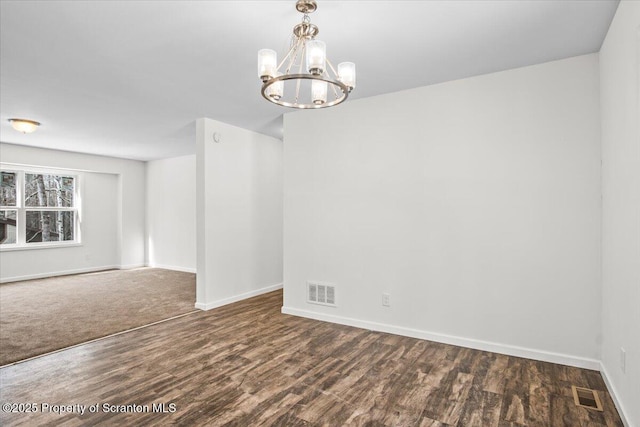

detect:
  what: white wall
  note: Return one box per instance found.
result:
[0,143,146,281]
[600,1,640,426]
[195,118,282,309]
[146,154,196,273]
[283,54,602,368]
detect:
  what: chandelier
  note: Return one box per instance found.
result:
[257,0,356,109]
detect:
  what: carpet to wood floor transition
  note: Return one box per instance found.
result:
[0,268,196,365]
[0,289,624,426]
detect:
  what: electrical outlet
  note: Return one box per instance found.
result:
[620,348,626,373]
[382,293,390,307]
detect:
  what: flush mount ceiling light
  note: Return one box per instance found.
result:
[8,118,41,134]
[258,0,356,109]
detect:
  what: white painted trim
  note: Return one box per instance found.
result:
[0,265,120,283]
[119,263,146,270]
[600,362,631,427]
[0,242,83,252]
[147,264,196,274]
[281,306,601,371]
[195,283,283,311]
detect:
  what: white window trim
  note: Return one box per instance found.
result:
[0,164,82,251]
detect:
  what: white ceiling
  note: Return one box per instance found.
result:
[0,0,619,161]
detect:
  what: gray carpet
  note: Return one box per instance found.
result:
[0,268,196,366]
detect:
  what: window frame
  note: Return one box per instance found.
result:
[0,165,82,251]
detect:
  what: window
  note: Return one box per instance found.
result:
[0,167,80,248]
[0,172,17,244]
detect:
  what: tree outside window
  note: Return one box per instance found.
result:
[0,169,79,247]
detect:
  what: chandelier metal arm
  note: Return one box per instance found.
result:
[286,38,302,75]
[325,57,341,99]
[282,37,302,75]
[294,42,306,104]
[325,57,339,77]
[278,42,296,73]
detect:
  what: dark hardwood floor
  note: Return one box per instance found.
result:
[0,290,623,426]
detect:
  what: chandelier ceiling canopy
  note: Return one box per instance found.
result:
[257,0,356,109]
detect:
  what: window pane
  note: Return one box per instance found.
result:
[0,210,17,244]
[25,211,74,243]
[1,171,17,207]
[25,174,74,207]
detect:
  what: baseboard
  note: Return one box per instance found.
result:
[147,263,196,274]
[600,362,631,427]
[0,265,120,283]
[281,306,601,371]
[119,263,146,270]
[195,283,283,311]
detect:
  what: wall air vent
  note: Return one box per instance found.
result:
[571,386,603,411]
[307,281,336,307]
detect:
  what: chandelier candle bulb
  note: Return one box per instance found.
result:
[312,79,328,105]
[338,62,356,91]
[267,73,284,100]
[258,49,277,81]
[306,40,326,75]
